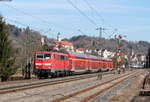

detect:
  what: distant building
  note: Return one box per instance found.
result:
[140,54,146,62]
[85,49,92,54]
[54,41,74,51]
[41,37,45,46]
[102,49,115,58]
[131,54,138,62]
[48,40,116,58]
[75,48,86,53]
[57,32,61,41]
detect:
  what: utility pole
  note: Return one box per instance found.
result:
[96,27,105,57]
[24,27,31,79]
[96,27,105,38]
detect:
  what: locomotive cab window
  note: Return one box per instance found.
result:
[44,54,51,59]
[36,54,43,59]
[36,53,51,59]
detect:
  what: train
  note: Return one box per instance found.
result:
[33,50,114,78]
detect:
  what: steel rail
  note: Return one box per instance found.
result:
[51,71,138,102]
[0,72,113,94]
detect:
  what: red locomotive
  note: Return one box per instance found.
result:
[33,50,113,78]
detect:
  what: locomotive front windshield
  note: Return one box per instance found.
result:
[36,53,51,59]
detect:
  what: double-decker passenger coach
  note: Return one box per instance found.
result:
[33,50,113,78]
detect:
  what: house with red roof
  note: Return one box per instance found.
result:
[54,41,74,51]
[75,48,86,53]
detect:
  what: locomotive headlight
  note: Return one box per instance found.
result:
[35,63,51,66]
[35,63,42,65]
[43,63,51,66]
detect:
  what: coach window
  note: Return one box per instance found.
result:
[60,55,65,60]
[57,55,63,60]
[64,56,68,60]
[56,55,59,60]
[57,55,68,60]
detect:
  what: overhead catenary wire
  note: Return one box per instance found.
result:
[3,3,50,26]
[82,0,109,38]
[2,1,121,38]
[84,0,113,28]
[2,3,85,39]
[83,0,105,25]
[3,1,99,37]
[66,0,98,27]
[83,0,120,36]
[3,3,71,31]
[5,18,50,35]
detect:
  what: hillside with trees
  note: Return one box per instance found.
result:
[67,35,150,54]
[8,25,150,57]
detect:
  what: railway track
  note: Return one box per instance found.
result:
[51,71,139,102]
[0,72,114,94]
[140,70,150,96]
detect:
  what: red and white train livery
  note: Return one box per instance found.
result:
[33,51,113,78]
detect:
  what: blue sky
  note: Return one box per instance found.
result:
[0,0,150,41]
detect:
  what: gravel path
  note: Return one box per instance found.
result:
[130,70,150,102]
[89,70,145,102]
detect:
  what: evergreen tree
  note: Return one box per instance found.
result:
[0,16,17,81]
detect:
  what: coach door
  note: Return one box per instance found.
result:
[71,59,75,71]
[57,55,69,70]
[63,55,69,70]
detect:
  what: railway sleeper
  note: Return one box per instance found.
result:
[139,90,150,96]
